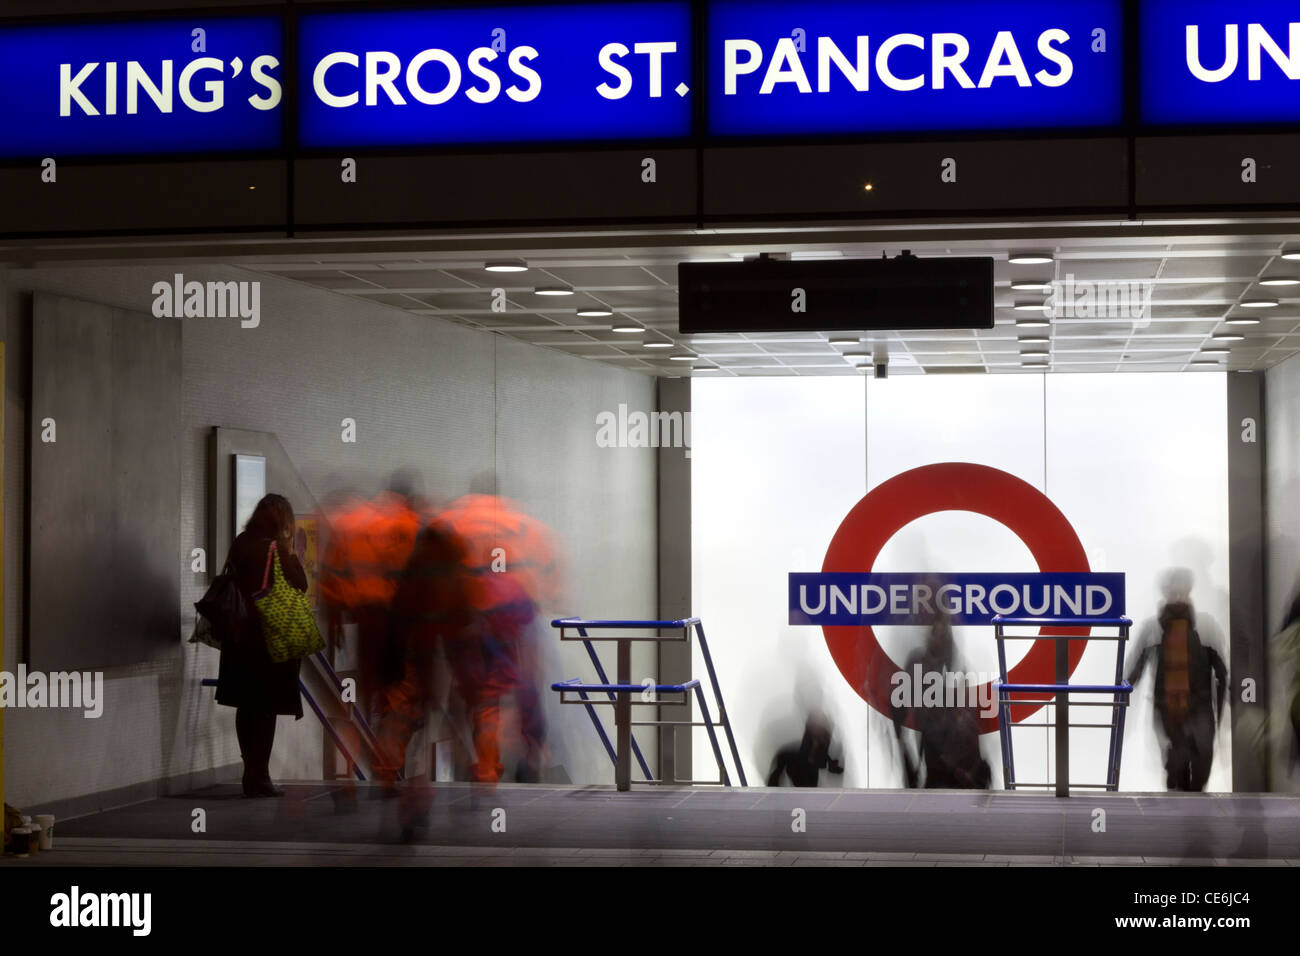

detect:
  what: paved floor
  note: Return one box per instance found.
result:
[7,783,1298,866]
[6,838,1300,867]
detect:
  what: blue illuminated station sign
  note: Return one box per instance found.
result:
[4,2,1300,160]
[1142,0,1300,125]
[707,0,1125,135]
[0,16,283,158]
[297,3,694,148]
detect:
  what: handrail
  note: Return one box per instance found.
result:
[994,613,1133,795]
[550,615,745,788]
[998,682,1133,694]
[552,617,701,629]
[552,679,702,694]
[202,673,373,782]
[991,615,1132,628]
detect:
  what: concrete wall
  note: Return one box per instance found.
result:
[0,263,657,812]
[1265,353,1300,792]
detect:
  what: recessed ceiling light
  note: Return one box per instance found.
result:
[1020,348,1050,356]
[534,286,574,296]
[1013,300,1050,311]
[1008,251,1054,265]
[1011,279,1054,292]
[828,337,860,345]
[1281,248,1300,261]
[576,308,612,317]
[643,341,673,348]
[1212,332,1246,342]
[1259,276,1300,286]
[485,259,528,273]
[1019,335,1050,344]
[1241,298,1279,308]
[669,355,698,361]
[1225,316,1261,326]
[611,324,643,333]
[1191,359,1223,366]
[1201,347,1230,355]
[841,351,871,358]
[1015,317,1051,329]
[693,366,722,372]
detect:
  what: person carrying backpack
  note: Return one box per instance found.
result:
[1127,569,1228,792]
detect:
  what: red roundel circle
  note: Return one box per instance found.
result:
[821,462,1090,734]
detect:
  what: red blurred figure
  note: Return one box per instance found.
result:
[321,490,423,717]
[436,492,560,785]
[379,522,478,786]
[320,488,426,795]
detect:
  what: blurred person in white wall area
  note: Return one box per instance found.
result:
[1127,568,1229,792]
[766,708,844,787]
[888,593,992,790]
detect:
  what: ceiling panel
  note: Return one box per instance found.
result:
[241,232,1300,378]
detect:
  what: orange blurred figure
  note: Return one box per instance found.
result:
[436,492,561,784]
[320,488,426,794]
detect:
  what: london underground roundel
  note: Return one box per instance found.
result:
[821,462,1091,734]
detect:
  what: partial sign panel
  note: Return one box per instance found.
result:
[707,0,1124,137]
[1142,0,1300,126]
[298,3,694,148]
[0,16,283,158]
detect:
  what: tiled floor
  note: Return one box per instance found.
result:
[7,783,1296,866]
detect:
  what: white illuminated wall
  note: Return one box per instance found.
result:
[691,372,1231,792]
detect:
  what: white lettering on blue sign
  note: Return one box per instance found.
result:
[790,572,1124,626]
[723,29,1075,95]
[1185,22,1300,83]
[58,55,281,117]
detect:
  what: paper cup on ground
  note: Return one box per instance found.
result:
[34,815,54,850]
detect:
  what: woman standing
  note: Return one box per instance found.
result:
[216,493,307,797]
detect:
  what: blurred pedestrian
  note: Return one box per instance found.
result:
[437,488,560,784]
[1128,569,1228,792]
[767,709,844,786]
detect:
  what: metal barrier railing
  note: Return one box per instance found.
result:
[993,615,1132,796]
[550,617,747,790]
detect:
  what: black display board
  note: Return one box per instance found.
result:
[679,255,994,333]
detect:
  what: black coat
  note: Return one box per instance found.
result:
[215,532,307,717]
[1127,604,1227,740]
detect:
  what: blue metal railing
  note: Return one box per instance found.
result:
[992,614,1133,795]
[550,616,747,788]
